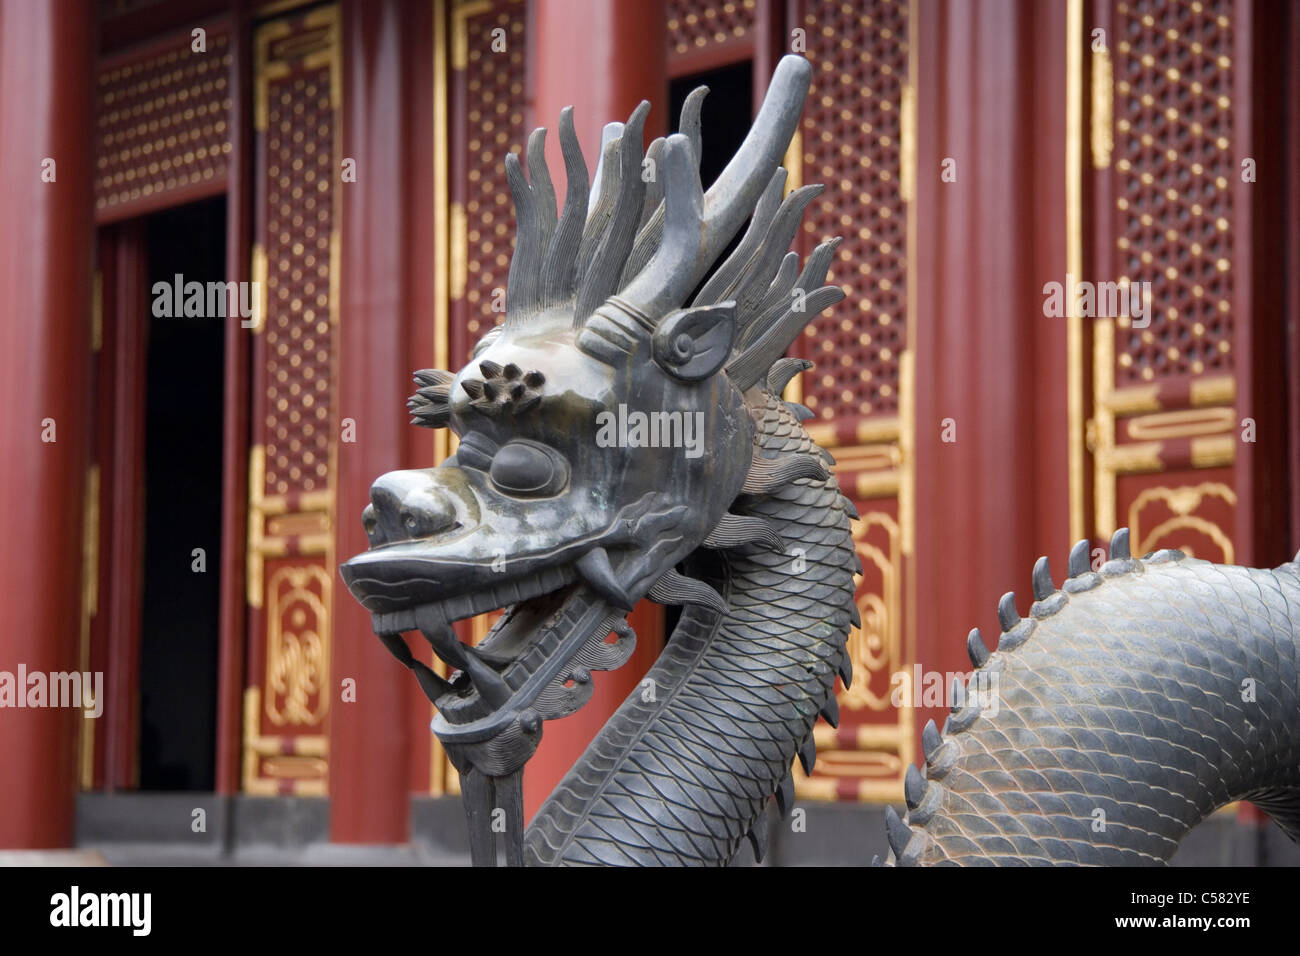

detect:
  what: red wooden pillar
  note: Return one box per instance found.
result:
[912,0,1070,752]
[521,0,667,818]
[528,0,667,171]
[0,0,94,847]
[331,0,416,843]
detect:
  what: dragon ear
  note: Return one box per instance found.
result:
[651,301,735,381]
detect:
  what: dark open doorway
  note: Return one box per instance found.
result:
[670,60,753,192]
[670,60,754,303]
[138,197,226,790]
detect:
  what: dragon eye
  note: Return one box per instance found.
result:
[488,440,569,497]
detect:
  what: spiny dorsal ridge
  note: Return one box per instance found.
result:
[1032,556,1054,601]
[1068,538,1090,577]
[798,734,816,775]
[997,591,1020,631]
[997,617,1035,652]
[775,773,795,819]
[1110,526,1131,560]
[835,650,853,689]
[921,718,942,762]
[904,763,926,810]
[819,692,840,729]
[884,805,913,859]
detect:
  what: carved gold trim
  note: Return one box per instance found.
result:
[81,465,100,620]
[854,471,900,499]
[795,721,906,802]
[1105,384,1162,415]
[898,353,914,558]
[1094,315,1118,535]
[450,201,468,301]
[1191,434,1235,468]
[1090,46,1113,169]
[247,445,270,607]
[1105,376,1235,415]
[242,687,329,795]
[899,83,915,204]
[834,443,899,471]
[1190,375,1235,407]
[841,513,902,712]
[250,243,268,334]
[1129,482,1236,562]
[1126,407,1234,441]
[1066,0,1085,542]
[79,464,100,790]
[253,20,292,132]
[1097,440,1163,475]
[812,723,906,753]
[265,564,331,727]
[452,0,492,71]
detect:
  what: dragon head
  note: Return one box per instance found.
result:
[340,55,842,779]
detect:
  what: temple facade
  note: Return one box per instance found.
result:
[1,0,1296,862]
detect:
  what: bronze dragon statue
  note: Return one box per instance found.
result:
[341,55,1300,866]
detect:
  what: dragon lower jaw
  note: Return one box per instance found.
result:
[363,555,639,779]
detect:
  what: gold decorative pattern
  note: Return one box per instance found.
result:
[95,27,233,218]
[1090,44,1113,168]
[265,565,331,726]
[1125,406,1233,441]
[1129,482,1236,562]
[242,688,328,796]
[842,513,902,712]
[667,0,756,59]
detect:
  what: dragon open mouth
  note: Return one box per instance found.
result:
[342,551,635,768]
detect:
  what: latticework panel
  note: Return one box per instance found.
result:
[1112,0,1234,385]
[244,7,339,797]
[460,0,527,364]
[261,64,335,497]
[797,0,908,422]
[95,28,232,219]
[667,0,756,61]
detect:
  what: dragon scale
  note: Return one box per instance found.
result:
[884,547,1300,865]
[525,393,858,865]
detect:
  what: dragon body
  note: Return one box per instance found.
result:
[884,543,1300,865]
[341,55,1300,866]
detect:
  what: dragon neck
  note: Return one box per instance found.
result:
[524,392,858,865]
[888,552,1300,865]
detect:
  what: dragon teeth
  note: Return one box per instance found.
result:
[371,607,416,635]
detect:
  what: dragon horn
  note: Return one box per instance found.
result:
[617,54,811,319]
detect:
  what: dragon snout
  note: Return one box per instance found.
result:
[365,470,459,545]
